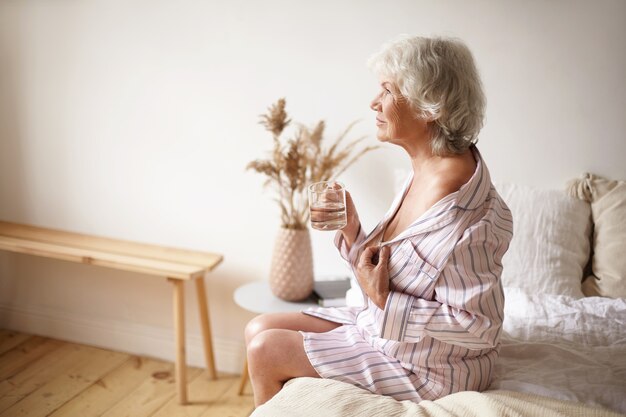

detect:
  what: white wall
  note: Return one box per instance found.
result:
[1,0,625,373]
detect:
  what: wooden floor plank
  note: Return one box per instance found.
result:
[0,336,63,381]
[0,331,33,356]
[50,356,175,417]
[151,372,240,417]
[0,342,121,412]
[0,345,128,417]
[99,360,202,417]
[197,379,255,417]
[0,331,255,416]
[0,341,75,411]
[0,330,19,344]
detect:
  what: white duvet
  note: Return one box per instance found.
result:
[253,288,626,416]
[492,287,626,413]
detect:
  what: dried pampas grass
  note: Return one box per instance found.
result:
[247,98,378,230]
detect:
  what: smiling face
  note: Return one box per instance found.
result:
[370,79,430,150]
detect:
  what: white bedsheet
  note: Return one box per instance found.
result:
[492,287,626,413]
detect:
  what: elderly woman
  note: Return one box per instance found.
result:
[245,36,513,407]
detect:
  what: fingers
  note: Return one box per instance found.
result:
[359,245,391,265]
[360,245,378,259]
[376,246,391,268]
[359,246,378,267]
[311,183,345,205]
[355,245,390,309]
[359,245,391,267]
[319,190,342,204]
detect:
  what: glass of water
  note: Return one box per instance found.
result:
[309,181,347,231]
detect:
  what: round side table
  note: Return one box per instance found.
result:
[234,281,316,395]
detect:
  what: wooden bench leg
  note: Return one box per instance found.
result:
[238,357,249,395]
[169,278,188,405]
[195,277,217,379]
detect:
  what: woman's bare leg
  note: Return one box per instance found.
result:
[245,312,341,406]
[245,312,341,346]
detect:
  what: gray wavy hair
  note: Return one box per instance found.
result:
[368,36,486,156]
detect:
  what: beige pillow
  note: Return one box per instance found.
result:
[567,173,626,298]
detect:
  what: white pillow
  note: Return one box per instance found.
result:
[495,183,591,298]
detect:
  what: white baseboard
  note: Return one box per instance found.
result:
[0,302,246,375]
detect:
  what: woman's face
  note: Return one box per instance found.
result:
[370,79,428,147]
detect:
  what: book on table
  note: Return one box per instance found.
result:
[313,276,351,307]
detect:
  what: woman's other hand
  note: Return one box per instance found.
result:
[356,245,391,309]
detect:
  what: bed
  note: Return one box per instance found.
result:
[251,174,626,417]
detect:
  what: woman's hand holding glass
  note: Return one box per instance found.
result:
[309,181,359,238]
[340,191,360,245]
[309,181,347,231]
[309,183,389,307]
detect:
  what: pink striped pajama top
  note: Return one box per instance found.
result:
[302,147,513,402]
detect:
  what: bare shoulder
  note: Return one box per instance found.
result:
[427,152,477,204]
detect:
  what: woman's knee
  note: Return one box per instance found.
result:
[245,312,307,346]
[244,313,276,346]
[247,329,317,380]
[245,312,340,347]
[247,329,280,370]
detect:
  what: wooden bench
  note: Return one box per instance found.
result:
[0,220,223,404]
